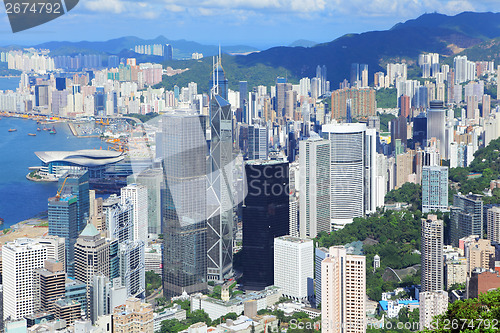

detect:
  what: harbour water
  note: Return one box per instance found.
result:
[0,117,107,228]
[0,76,21,91]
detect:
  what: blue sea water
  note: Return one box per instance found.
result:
[0,117,107,228]
[0,76,21,91]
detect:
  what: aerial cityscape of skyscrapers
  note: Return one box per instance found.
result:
[4,8,500,333]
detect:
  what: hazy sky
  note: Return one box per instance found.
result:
[0,0,498,48]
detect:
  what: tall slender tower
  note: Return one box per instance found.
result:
[421,215,444,292]
[161,113,208,297]
[321,246,366,333]
[207,54,234,281]
[74,223,110,318]
[299,137,331,238]
[322,123,377,230]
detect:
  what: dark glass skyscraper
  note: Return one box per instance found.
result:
[161,113,208,297]
[243,160,289,290]
[48,170,89,277]
[239,81,248,123]
[48,194,77,276]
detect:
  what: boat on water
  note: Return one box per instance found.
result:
[28,133,36,136]
[43,127,49,131]
[8,128,16,132]
[49,125,56,134]
[0,217,3,225]
[37,127,41,131]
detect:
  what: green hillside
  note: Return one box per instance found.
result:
[157,54,298,93]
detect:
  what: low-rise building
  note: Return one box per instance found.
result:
[153,305,186,332]
[113,298,154,333]
[190,286,281,321]
[467,269,500,299]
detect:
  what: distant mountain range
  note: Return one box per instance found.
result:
[0,35,259,60]
[232,12,500,87]
[4,12,500,89]
[288,39,317,48]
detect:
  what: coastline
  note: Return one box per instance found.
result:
[0,211,49,244]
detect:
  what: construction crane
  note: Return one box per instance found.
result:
[55,176,69,200]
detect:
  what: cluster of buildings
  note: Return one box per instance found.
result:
[6,38,500,333]
[134,44,173,60]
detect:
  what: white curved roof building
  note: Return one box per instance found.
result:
[35,149,124,178]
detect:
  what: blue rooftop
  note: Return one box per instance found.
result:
[379,300,419,311]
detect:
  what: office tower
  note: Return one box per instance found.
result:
[48,194,77,275]
[321,65,328,94]
[89,191,105,231]
[390,116,407,151]
[275,77,292,117]
[450,193,483,247]
[3,238,48,321]
[274,236,314,302]
[34,236,66,270]
[127,169,163,237]
[54,299,81,326]
[164,44,173,60]
[322,123,377,229]
[242,161,289,290]
[413,113,427,148]
[160,113,208,297]
[121,184,148,243]
[482,94,491,118]
[109,239,120,280]
[421,215,444,292]
[113,298,154,333]
[399,95,411,118]
[55,77,66,91]
[65,278,87,316]
[107,198,134,243]
[419,291,448,330]
[207,58,234,282]
[239,81,248,123]
[361,64,368,88]
[74,223,110,318]
[299,137,331,238]
[421,166,449,213]
[119,241,145,298]
[90,275,111,324]
[60,171,89,230]
[350,63,360,87]
[248,125,269,160]
[487,206,500,243]
[35,84,49,107]
[90,275,127,325]
[34,260,66,313]
[284,90,296,119]
[209,56,228,100]
[427,100,446,159]
[314,247,329,307]
[321,246,366,333]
